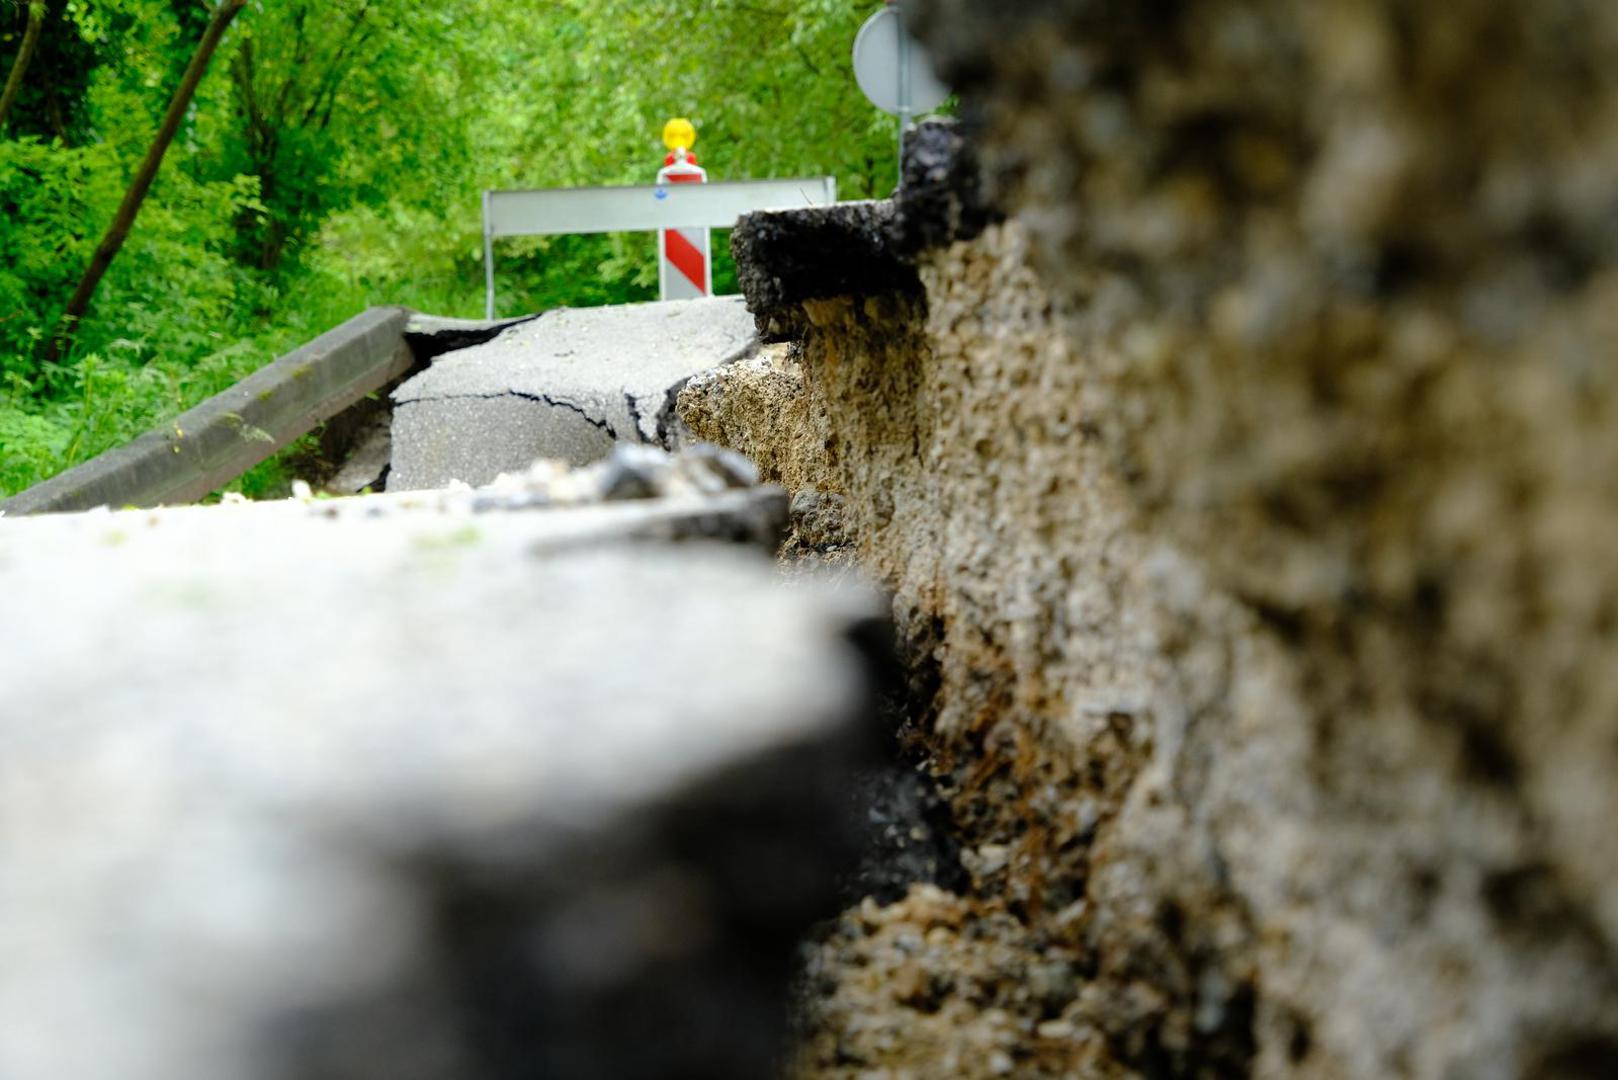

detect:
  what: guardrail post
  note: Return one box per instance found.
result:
[483,189,497,320]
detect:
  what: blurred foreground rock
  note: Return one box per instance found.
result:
[0,458,884,1080]
[696,91,1618,1076]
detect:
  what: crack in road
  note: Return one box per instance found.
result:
[398,391,618,440]
[655,377,692,449]
[624,392,650,444]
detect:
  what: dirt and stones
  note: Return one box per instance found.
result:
[796,886,1116,1080]
[686,80,1618,1075]
[904,1,1618,1072]
[680,343,833,496]
[690,216,1245,1078]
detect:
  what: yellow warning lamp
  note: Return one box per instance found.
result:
[662,117,697,153]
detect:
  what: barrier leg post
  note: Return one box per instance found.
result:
[483,190,497,320]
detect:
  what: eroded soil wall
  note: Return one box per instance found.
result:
[683,139,1618,1080]
[907,3,1618,1073]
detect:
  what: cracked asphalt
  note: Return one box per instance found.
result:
[389,297,758,489]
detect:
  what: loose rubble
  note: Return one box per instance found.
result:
[473,442,760,510]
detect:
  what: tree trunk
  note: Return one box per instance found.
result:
[0,1,46,133]
[42,0,248,364]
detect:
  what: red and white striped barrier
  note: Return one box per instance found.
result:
[657,147,711,300]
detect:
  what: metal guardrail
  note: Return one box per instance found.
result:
[0,307,522,516]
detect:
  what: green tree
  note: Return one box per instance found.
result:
[0,0,96,142]
[0,1,45,132]
[43,0,250,363]
[226,0,376,270]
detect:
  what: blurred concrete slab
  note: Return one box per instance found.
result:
[0,486,881,1080]
[389,298,756,490]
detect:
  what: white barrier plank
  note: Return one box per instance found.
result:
[486,177,838,238]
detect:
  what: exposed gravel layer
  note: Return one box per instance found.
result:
[795,887,1120,1080]
[688,151,1618,1080]
[903,2,1618,1073]
[679,344,831,495]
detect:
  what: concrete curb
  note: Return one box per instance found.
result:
[1,307,419,515]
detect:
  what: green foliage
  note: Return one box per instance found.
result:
[2,1,100,142]
[1,0,913,498]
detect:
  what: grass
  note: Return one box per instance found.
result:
[0,263,477,500]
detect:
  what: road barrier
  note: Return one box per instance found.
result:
[481,177,838,318]
[481,121,837,317]
[657,146,711,300]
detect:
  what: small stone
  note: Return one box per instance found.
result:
[789,488,851,550]
[1027,961,1078,1010]
[595,444,675,501]
[964,843,1010,877]
[890,963,931,1006]
[673,442,760,493]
